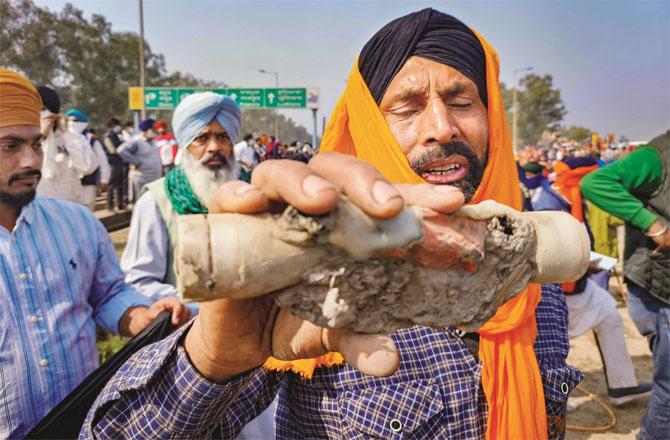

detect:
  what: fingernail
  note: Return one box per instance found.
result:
[372,180,400,204]
[234,184,257,197]
[302,174,335,197]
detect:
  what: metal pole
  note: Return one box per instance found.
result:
[274,72,279,140]
[139,0,146,120]
[311,109,317,149]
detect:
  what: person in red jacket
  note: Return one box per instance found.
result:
[154,119,179,174]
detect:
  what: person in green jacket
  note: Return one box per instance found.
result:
[581,130,669,440]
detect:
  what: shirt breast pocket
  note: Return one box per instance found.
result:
[338,380,444,439]
[542,365,583,440]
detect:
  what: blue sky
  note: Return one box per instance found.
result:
[35,0,669,142]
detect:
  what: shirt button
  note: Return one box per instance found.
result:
[561,382,570,395]
[10,236,16,242]
[19,273,28,280]
[29,315,39,324]
[38,359,48,367]
[389,418,403,433]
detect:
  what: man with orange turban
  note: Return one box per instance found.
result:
[83,9,580,439]
[0,69,191,439]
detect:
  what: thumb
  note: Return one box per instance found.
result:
[323,330,400,377]
[272,308,400,377]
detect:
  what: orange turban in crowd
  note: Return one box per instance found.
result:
[266,9,547,440]
[0,69,42,128]
[552,160,599,223]
[551,159,598,293]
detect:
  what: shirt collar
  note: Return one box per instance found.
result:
[16,199,38,227]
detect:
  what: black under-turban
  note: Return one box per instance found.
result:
[37,85,61,114]
[359,8,487,107]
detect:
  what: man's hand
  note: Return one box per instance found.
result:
[646,220,670,252]
[119,296,192,337]
[40,112,60,138]
[184,153,465,383]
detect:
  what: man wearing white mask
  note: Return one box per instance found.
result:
[65,108,111,210]
[35,87,98,206]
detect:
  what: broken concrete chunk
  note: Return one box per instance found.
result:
[176,199,589,332]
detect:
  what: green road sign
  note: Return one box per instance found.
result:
[135,87,318,110]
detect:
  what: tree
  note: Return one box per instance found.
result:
[561,125,592,143]
[500,73,566,147]
[0,0,167,125]
[0,0,314,141]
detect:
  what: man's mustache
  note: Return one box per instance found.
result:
[9,170,42,184]
[410,141,483,172]
[199,151,230,168]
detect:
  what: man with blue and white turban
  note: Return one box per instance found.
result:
[120,92,277,439]
[121,92,242,308]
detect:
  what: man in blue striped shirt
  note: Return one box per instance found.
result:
[0,69,191,438]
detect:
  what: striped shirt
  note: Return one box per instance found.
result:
[82,284,582,439]
[0,197,153,439]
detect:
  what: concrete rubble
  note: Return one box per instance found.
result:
[176,199,589,332]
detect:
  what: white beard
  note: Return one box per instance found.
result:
[180,149,239,206]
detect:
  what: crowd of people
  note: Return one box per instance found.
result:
[515,137,668,412]
[33,84,315,214]
[1,6,668,440]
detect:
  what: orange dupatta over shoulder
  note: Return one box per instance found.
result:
[264,30,547,440]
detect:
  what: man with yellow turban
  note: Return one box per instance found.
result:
[0,69,191,439]
[83,9,580,439]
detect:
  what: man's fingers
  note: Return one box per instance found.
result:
[394,183,465,214]
[272,308,400,377]
[323,329,400,377]
[271,308,327,360]
[171,303,191,325]
[251,160,339,215]
[208,180,269,214]
[309,152,404,219]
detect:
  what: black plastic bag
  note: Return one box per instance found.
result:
[26,311,174,439]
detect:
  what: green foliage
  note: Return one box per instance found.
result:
[500,73,566,147]
[95,327,128,364]
[1,0,164,125]
[561,125,592,142]
[0,0,313,141]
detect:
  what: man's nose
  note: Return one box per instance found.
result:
[206,137,224,152]
[19,144,43,169]
[420,98,460,145]
[207,138,232,158]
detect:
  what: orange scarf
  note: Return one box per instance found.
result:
[552,160,597,293]
[264,31,547,440]
[552,160,598,223]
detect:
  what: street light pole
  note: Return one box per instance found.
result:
[259,68,279,140]
[138,0,146,120]
[512,66,533,151]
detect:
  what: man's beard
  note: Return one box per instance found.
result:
[0,170,42,208]
[180,149,238,206]
[410,141,487,202]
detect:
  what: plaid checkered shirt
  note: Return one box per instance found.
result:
[80,284,582,439]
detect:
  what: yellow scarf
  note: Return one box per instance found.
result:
[264,30,547,440]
